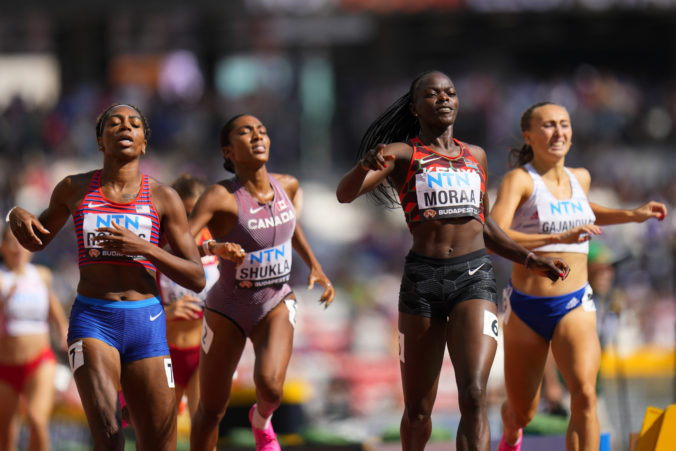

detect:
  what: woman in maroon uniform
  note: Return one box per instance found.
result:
[7,103,205,450]
[189,114,334,451]
[336,71,569,451]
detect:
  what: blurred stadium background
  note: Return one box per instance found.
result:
[1,1,675,450]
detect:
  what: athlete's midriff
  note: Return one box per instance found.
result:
[409,217,485,259]
[77,264,159,301]
[511,252,589,296]
[0,334,52,364]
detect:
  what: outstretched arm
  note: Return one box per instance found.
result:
[7,176,78,252]
[336,142,410,203]
[591,201,667,225]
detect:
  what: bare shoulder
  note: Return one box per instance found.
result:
[148,177,181,203]
[464,142,486,159]
[568,166,591,187]
[148,177,184,216]
[498,167,534,194]
[53,171,96,208]
[271,173,299,199]
[200,179,238,213]
[271,173,299,191]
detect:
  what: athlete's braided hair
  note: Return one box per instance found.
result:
[95,103,151,141]
[219,114,247,173]
[508,101,555,168]
[356,70,436,207]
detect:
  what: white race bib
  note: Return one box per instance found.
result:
[236,241,292,288]
[415,170,482,220]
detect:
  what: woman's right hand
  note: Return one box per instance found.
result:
[528,255,571,282]
[359,144,395,172]
[212,242,247,266]
[551,224,601,245]
[165,294,203,320]
[7,207,50,251]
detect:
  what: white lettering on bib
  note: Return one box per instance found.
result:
[415,170,482,220]
[82,212,153,260]
[236,241,293,288]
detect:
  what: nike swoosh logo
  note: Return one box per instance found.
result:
[468,263,485,276]
[88,202,108,209]
[149,311,163,321]
[249,206,264,214]
[420,154,442,165]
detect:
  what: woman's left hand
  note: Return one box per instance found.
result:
[633,201,667,222]
[307,269,335,308]
[528,255,570,282]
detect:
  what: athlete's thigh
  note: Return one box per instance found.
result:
[250,297,296,380]
[121,355,177,445]
[551,307,600,393]
[447,299,498,388]
[23,359,57,421]
[199,309,246,411]
[398,312,447,410]
[69,338,122,428]
[502,309,550,412]
[0,381,20,427]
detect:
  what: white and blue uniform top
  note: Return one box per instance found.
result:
[510,164,596,254]
[0,263,50,336]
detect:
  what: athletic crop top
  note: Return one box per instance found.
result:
[0,263,50,336]
[212,174,296,292]
[157,228,219,317]
[510,164,596,254]
[73,170,161,271]
[398,137,486,228]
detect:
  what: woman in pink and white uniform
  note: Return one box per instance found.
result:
[189,114,334,451]
[158,174,220,419]
[0,225,68,451]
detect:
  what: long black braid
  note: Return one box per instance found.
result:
[356,71,435,207]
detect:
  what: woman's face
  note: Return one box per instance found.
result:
[1,229,32,270]
[411,72,459,128]
[524,104,572,163]
[222,115,270,170]
[97,105,147,158]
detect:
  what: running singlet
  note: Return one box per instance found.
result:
[398,137,486,228]
[0,263,49,336]
[510,163,596,254]
[158,228,219,312]
[209,174,296,295]
[73,170,161,271]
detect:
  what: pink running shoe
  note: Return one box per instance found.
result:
[249,404,281,451]
[499,429,522,451]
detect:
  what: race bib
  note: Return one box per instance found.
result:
[415,170,482,220]
[236,241,292,288]
[82,212,153,260]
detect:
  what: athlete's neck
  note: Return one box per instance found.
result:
[530,158,566,181]
[237,166,274,204]
[100,162,142,197]
[418,126,458,156]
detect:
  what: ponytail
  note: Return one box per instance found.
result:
[357,71,434,206]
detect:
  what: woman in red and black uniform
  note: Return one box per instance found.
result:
[7,104,205,450]
[336,71,570,451]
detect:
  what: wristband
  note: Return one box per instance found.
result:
[5,206,17,223]
[201,240,215,256]
[525,252,535,268]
